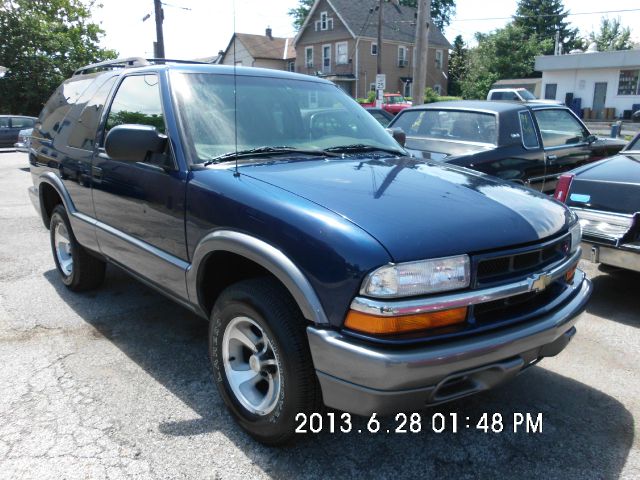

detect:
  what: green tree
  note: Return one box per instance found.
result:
[288,0,314,31]
[587,17,633,51]
[460,24,551,99]
[513,0,579,54]
[288,0,456,31]
[447,34,467,96]
[0,0,116,116]
[398,0,456,29]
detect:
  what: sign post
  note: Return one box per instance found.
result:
[375,74,386,108]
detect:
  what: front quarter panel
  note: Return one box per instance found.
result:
[185,168,392,327]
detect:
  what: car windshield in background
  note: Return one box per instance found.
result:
[172,73,404,163]
[626,135,640,151]
[392,110,497,145]
[386,95,407,104]
[519,90,536,100]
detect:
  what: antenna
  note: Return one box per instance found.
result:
[233,0,239,177]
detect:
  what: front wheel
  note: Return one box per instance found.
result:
[49,205,106,291]
[209,278,322,445]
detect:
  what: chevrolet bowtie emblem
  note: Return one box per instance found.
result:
[530,273,552,292]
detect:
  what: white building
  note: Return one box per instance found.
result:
[535,49,640,120]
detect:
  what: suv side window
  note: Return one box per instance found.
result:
[104,74,165,136]
[68,76,117,150]
[0,117,9,128]
[519,111,539,148]
[38,78,94,139]
[533,109,588,148]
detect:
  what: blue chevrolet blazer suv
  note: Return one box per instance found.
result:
[28,58,592,445]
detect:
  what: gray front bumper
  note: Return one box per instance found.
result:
[307,274,592,416]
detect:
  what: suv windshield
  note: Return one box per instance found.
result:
[172,73,404,163]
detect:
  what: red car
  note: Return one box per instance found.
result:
[361,93,412,115]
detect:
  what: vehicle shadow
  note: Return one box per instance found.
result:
[586,266,640,328]
[44,266,634,479]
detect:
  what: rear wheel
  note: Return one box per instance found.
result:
[50,205,106,291]
[209,278,322,445]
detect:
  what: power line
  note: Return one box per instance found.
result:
[451,8,640,22]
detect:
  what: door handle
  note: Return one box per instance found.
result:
[547,154,558,161]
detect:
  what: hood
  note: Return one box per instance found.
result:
[239,156,571,262]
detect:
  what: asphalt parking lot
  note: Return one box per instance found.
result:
[0,150,638,479]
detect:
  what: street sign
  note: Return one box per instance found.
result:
[375,74,386,91]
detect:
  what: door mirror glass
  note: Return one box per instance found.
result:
[386,127,406,147]
[104,124,167,162]
[586,134,597,144]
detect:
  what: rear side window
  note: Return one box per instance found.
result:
[12,117,34,128]
[38,78,94,139]
[534,109,587,148]
[0,117,9,127]
[105,74,165,135]
[519,111,539,148]
[68,76,117,150]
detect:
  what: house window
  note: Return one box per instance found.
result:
[435,50,443,70]
[371,42,378,55]
[287,61,295,72]
[403,81,412,98]
[336,42,348,65]
[544,83,558,100]
[305,47,313,68]
[433,84,442,95]
[618,70,640,95]
[316,12,334,31]
[369,83,376,93]
[398,46,408,67]
[322,44,331,72]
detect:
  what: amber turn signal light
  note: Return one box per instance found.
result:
[565,264,577,284]
[344,307,468,335]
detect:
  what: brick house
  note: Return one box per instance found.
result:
[294,0,452,98]
[219,28,296,71]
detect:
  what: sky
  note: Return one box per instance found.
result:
[92,0,640,59]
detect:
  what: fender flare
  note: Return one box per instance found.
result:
[37,172,77,221]
[187,230,329,325]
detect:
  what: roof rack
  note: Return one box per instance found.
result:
[73,57,208,76]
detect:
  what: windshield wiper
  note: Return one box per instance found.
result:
[322,144,405,156]
[203,146,336,166]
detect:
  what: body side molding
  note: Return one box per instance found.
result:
[187,230,329,325]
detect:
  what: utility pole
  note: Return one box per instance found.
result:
[376,0,383,75]
[412,0,430,105]
[153,0,165,58]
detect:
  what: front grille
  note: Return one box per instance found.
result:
[475,237,569,286]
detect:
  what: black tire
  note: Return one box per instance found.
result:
[49,205,106,292]
[209,277,323,445]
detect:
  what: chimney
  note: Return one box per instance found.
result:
[266,27,273,39]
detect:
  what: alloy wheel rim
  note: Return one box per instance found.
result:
[54,222,73,276]
[222,316,281,416]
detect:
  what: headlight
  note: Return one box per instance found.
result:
[569,222,582,253]
[361,255,470,298]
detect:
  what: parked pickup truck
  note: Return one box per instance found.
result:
[29,58,591,445]
[361,93,412,115]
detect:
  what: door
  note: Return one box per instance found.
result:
[532,108,590,193]
[322,45,331,73]
[92,73,189,298]
[0,117,12,146]
[593,82,607,119]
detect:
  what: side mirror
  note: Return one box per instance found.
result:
[386,127,406,147]
[105,124,167,162]
[586,134,597,145]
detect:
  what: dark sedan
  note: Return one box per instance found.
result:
[554,133,640,272]
[364,107,394,127]
[0,115,37,148]
[389,101,626,193]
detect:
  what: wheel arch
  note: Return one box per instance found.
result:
[188,230,329,325]
[38,173,75,228]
